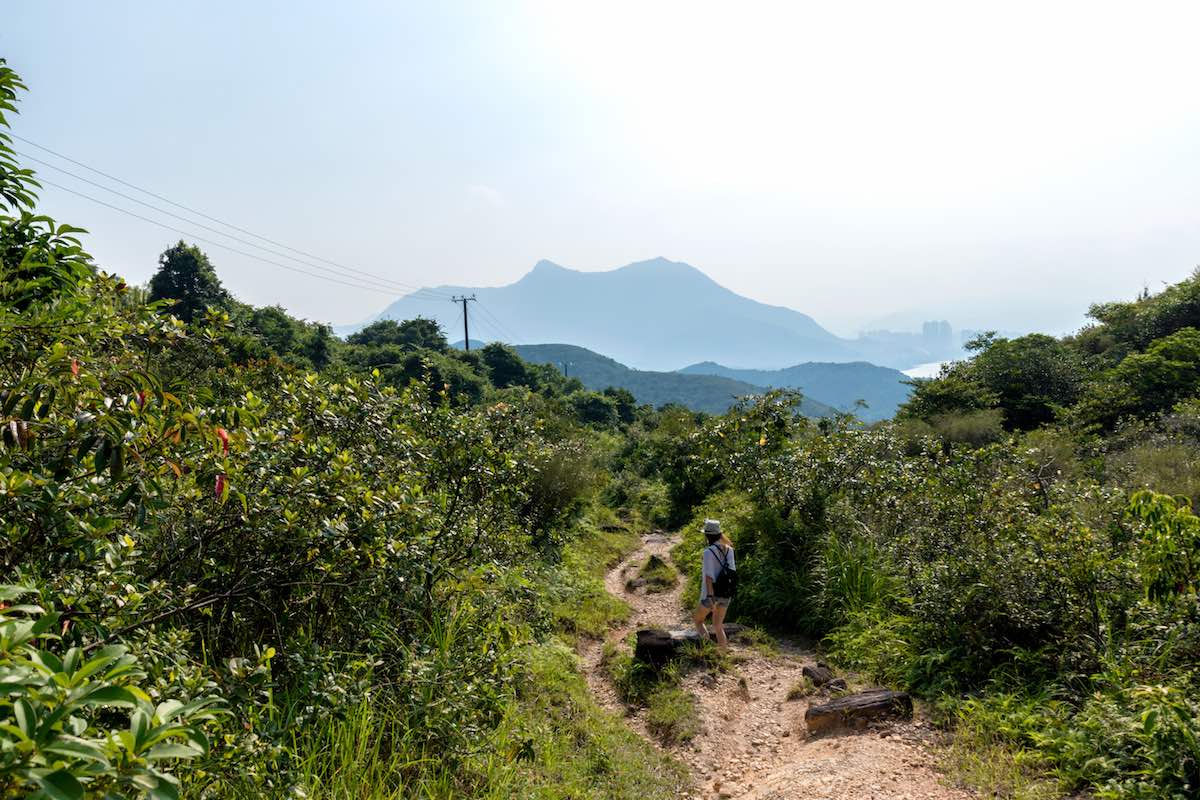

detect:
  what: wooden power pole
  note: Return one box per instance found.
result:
[451,295,477,350]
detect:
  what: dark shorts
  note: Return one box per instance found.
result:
[701,597,731,609]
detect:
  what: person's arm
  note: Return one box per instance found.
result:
[702,547,716,595]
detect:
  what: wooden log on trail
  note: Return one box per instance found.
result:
[633,625,748,668]
[804,689,913,735]
[802,663,836,687]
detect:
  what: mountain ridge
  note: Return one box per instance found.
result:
[345,258,959,370]
[679,360,913,422]
[508,343,839,418]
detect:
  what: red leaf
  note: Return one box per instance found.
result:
[216,427,230,455]
[70,358,80,376]
[215,473,226,500]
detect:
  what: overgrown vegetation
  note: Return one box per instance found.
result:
[643,280,1200,797]
[5,47,1200,799]
[0,60,679,799]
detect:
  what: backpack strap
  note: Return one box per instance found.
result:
[708,543,730,570]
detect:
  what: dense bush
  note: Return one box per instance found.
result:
[0,58,674,798]
[660,381,1200,797]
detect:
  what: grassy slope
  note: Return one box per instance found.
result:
[287,505,686,800]
[514,343,838,417]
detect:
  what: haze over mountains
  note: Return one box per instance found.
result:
[679,361,912,422]
[348,258,964,372]
[510,343,841,418]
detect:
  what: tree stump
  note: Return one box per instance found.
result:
[634,629,677,668]
[804,690,912,735]
[633,625,748,668]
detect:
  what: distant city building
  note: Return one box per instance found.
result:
[921,320,952,344]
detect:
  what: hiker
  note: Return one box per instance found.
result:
[693,518,736,649]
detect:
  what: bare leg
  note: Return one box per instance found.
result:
[712,603,729,649]
[693,603,711,639]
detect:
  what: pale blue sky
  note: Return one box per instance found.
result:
[5,1,1199,337]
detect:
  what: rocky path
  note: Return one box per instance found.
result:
[578,531,975,800]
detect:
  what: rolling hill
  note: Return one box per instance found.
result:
[510,344,839,417]
[346,258,954,370]
[679,361,912,421]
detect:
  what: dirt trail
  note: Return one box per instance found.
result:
[578,531,974,800]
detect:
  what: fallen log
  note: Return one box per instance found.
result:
[804,689,912,735]
[802,663,836,687]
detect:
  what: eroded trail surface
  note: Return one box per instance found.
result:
[578,531,974,800]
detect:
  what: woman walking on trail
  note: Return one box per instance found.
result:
[694,519,735,649]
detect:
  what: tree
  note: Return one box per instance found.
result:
[249,305,300,355]
[972,334,1085,429]
[1113,327,1200,414]
[306,323,335,369]
[148,240,229,322]
[570,390,618,426]
[348,317,447,351]
[604,386,638,424]
[481,342,532,389]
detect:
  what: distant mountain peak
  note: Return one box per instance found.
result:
[348,257,950,371]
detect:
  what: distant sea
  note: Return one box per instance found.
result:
[902,361,948,379]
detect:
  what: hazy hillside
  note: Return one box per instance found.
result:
[680,360,912,421]
[512,343,838,417]
[348,258,947,370]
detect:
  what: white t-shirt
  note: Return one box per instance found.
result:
[701,543,735,600]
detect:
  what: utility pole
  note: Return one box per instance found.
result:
[451,295,477,350]
[559,361,574,378]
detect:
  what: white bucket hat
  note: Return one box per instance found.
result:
[702,519,722,535]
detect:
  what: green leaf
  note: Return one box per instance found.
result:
[109,443,125,480]
[43,736,111,765]
[34,770,85,800]
[30,610,61,636]
[130,707,151,748]
[79,685,139,708]
[144,742,202,760]
[74,435,99,464]
[94,438,111,475]
[14,697,35,737]
[73,646,125,681]
[146,776,181,800]
[0,584,34,601]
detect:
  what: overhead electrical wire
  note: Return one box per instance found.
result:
[473,301,521,343]
[19,150,445,299]
[38,178,451,298]
[13,133,451,300]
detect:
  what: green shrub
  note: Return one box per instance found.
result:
[0,588,222,800]
[824,608,916,688]
[1043,683,1200,799]
[814,531,903,626]
[930,408,1006,447]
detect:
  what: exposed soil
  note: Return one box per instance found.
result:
[578,531,976,800]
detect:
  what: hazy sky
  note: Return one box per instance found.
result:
[5,1,1199,338]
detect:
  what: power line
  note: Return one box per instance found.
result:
[12,133,451,299]
[20,149,446,299]
[38,177,452,298]
[473,301,521,343]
